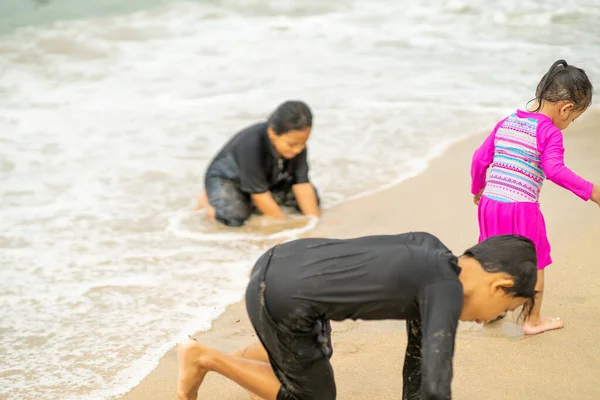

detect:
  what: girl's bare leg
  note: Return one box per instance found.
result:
[177,339,280,400]
[523,269,564,335]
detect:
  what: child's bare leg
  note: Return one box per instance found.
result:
[177,339,280,400]
[523,269,563,335]
[233,341,270,363]
[232,341,271,400]
[194,191,216,219]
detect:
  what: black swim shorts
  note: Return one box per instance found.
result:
[245,249,336,400]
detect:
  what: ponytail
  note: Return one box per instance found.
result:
[529,59,593,113]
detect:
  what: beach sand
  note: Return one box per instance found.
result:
[120,110,600,400]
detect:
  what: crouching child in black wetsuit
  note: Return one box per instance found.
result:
[176,232,538,400]
[194,100,320,227]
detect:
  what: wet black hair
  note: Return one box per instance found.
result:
[267,100,313,136]
[530,59,593,113]
[462,235,538,320]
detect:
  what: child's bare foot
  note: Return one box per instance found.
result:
[194,192,214,217]
[177,339,210,400]
[523,317,563,335]
[192,192,216,220]
[206,205,216,220]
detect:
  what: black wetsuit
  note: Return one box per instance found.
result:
[245,232,463,400]
[204,122,318,227]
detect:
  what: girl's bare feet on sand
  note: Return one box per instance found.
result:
[177,339,209,400]
[523,317,563,335]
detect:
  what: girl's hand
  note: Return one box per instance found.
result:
[473,189,484,206]
[591,185,600,207]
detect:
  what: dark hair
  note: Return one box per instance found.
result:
[267,100,313,136]
[462,235,538,320]
[529,59,593,113]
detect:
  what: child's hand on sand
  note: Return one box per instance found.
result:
[473,189,484,206]
[591,185,600,207]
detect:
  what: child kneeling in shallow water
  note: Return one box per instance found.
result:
[177,232,538,400]
[195,100,320,227]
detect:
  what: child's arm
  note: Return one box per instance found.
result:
[471,119,505,196]
[251,192,286,219]
[408,280,462,399]
[236,147,287,219]
[291,148,320,217]
[539,124,594,201]
[292,183,320,217]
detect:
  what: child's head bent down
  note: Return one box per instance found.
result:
[457,235,538,324]
[530,59,594,130]
[267,100,313,159]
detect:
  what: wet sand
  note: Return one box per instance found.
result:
[120,110,600,400]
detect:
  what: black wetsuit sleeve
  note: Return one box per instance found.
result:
[234,146,270,194]
[292,148,310,185]
[404,279,462,400]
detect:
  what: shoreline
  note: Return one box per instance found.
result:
[111,128,488,400]
[116,129,488,400]
[120,109,600,400]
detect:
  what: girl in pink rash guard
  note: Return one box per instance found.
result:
[471,59,600,335]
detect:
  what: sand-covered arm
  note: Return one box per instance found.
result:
[403,279,462,400]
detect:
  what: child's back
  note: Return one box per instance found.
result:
[482,111,547,203]
[476,110,592,204]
